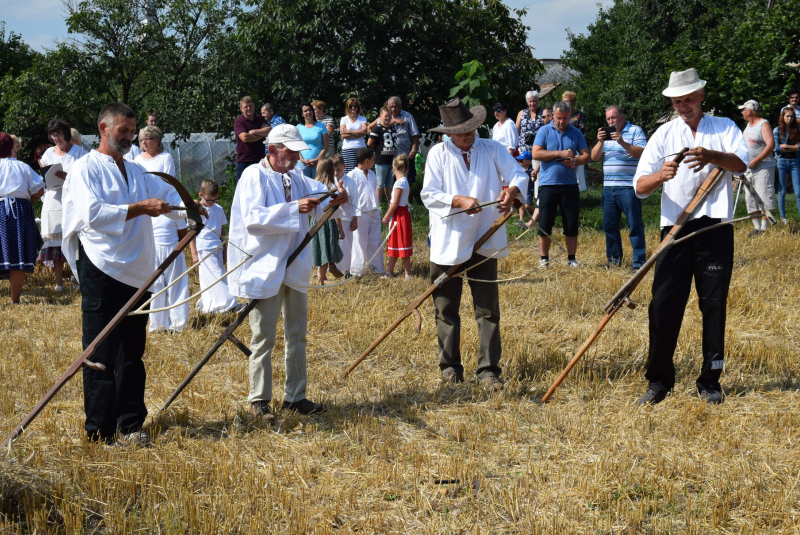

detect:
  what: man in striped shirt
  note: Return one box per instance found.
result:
[591,105,647,270]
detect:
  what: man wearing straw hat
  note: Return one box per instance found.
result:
[422,98,528,390]
[633,68,748,405]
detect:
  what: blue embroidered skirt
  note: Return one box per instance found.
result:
[0,197,43,275]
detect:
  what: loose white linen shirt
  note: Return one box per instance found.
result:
[227,162,330,300]
[492,120,519,152]
[347,168,378,213]
[422,138,529,265]
[62,150,186,287]
[634,114,748,228]
[0,158,44,199]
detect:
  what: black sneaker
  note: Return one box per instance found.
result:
[441,369,464,384]
[747,229,762,238]
[636,387,669,406]
[283,398,325,415]
[698,388,723,404]
[250,400,276,423]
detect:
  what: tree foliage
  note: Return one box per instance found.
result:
[234,0,542,128]
[0,23,38,132]
[563,0,800,138]
[1,0,239,146]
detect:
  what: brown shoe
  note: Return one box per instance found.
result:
[328,263,344,278]
[250,400,276,423]
[282,398,325,415]
[441,369,464,384]
[479,376,504,391]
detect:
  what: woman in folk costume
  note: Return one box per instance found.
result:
[0,133,45,303]
[39,119,87,291]
[133,125,191,331]
[190,179,242,314]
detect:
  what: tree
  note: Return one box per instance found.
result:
[561,0,799,138]
[235,0,542,129]
[0,23,38,132]
[1,0,239,144]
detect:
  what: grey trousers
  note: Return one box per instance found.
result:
[430,254,502,379]
[248,284,309,403]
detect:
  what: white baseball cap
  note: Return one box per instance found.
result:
[267,124,310,152]
[738,100,760,111]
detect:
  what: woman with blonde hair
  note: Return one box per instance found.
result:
[133,125,190,331]
[312,99,336,156]
[339,97,368,172]
[310,157,344,284]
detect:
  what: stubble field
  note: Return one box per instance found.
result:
[2,220,800,534]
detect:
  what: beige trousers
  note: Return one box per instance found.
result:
[248,284,308,403]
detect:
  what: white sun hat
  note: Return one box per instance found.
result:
[267,124,310,152]
[662,68,707,98]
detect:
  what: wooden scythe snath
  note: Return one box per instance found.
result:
[2,172,203,449]
[539,148,750,402]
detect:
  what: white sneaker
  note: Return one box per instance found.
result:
[567,259,579,268]
[538,259,549,269]
[54,285,63,292]
[782,218,789,224]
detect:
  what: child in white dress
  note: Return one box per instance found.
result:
[190,179,241,314]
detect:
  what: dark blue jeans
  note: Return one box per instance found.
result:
[776,158,800,218]
[602,186,646,268]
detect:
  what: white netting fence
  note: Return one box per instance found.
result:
[81,133,236,191]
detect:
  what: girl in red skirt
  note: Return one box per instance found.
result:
[382,154,413,279]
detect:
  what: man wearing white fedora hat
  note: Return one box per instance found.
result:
[633,68,748,405]
[228,124,348,422]
[423,98,528,390]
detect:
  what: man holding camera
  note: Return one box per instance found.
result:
[591,105,648,270]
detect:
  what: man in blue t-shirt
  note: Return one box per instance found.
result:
[531,101,590,268]
[590,105,648,270]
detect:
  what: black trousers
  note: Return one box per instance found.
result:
[77,243,151,441]
[430,254,501,379]
[646,217,734,392]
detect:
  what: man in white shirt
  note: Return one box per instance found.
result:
[633,68,748,406]
[423,98,528,390]
[227,124,347,423]
[62,102,200,444]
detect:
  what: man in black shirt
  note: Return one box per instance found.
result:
[367,106,399,203]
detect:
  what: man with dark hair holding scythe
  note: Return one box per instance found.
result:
[633,68,748,405]
[61,102,205,445]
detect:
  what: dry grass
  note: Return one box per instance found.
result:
[2,223,800,534]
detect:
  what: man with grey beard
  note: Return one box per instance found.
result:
[62,102,205,446]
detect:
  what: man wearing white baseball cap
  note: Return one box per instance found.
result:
[633,68,748,406]
[228,124,348,422]
[738,99,776,236]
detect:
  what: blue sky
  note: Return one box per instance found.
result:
[2,0,612,59]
